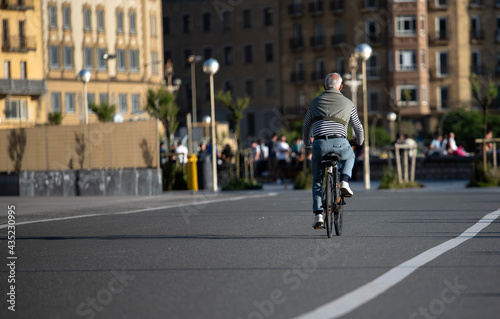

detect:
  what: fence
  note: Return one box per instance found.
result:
[0,120,159,172]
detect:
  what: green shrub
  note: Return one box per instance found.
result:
[48,112,64,125]
[163,162,187,191]
[222,179,263,191]
[294,169,312,190]
[469,163,500,187]
[379,166,398,189]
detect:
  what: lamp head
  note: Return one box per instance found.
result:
[387,112,397,122]
[355,43,373,61]
[77,69,91,83]
[203,58,220,75]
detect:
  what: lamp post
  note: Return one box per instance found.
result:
[77,69,91,125]
[102,53,116,104]
[343,54,361,107]
[387,112,397,142]
[203,58,220,192]
[355,43,373,190]
[187,55,202,126]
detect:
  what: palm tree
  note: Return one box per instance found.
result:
[89,102,116,122]
[145,86,180,148]
[215,90,250,151]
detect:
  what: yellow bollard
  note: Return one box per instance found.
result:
[187,154,198,191]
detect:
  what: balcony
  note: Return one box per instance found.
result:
[330,0,344,13]
[428,0,448,11]
[2,35,36,52]
[309,36,325,49]
[469,0,484,8]
[471,64,486,75]
[288,3,304,17]
[309,1,324,15]
[290,72,305,84]
[331,34,345,45]
[367,34,383,46]
[311,71,324,82]
[429,30,450,44]
[366,66,382,79]
[470,30,485,43]
[0,79,47,96]
[0,0,34,10]
[289,37,304,51]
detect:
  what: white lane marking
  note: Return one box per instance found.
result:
[294,208,500,319]
[0,193,278,229]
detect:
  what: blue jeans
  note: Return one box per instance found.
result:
[311,137,355,213]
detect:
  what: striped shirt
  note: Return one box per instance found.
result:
[303,105,364,146]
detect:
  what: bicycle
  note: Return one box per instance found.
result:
[320,151,350,238]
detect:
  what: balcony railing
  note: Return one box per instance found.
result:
[366,66,381,79]
[288,3,304,16]
[309,36,324,49]
[471,64,485,75]
[330,0,344,12]
[0,79,47,96]
[289,37,304,51]
[0,0,34,10]
[367,34,383,45]
[331,34,345,46]
[428,0,448,11]
[469,0,484,8]
[429,30,450,43]
[470,30,485,42]
[429,66,451,80]
[291,72,305,84]
[309,1,324,15]
[2,35,36,52]
[311,71,324,82]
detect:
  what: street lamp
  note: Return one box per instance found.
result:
[187,55,202,126]
[102,53,116,104]
[355,43,373,190]
[203,58,220,192]
[387,112,397,142]
[77,69,91,125]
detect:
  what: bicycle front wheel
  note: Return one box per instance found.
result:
[325,173,334,238]
[334,172,343,236]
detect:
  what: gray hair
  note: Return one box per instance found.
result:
[324,73,343,89]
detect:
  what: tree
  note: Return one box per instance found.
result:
[90,102,115,122]
[470,73,498,172]
[215,90,250,151]
[145,86,180,148]
[47,112,64,125]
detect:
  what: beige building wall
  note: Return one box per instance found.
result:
[40,0,163,126]
[0,0,47,129]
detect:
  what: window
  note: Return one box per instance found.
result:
[119,94,128,113]
[265,78,275,97]
[131,94,140,113]
[5,99,27,119]
[224,46,233,65]
[99,93,108,104]
[65,93,75,113]
[264,43,274,62]
[117,49,126,71]
[224,81,234,95]
[365,0,378,9]
[49,45,60,69]
[203,47,213,60]
[163,15,171,35]
[204,81,210,101]
[295,59,304,82]
[97,48,107,70]
[63,7,70,30]
[366,20,379,43]
[63,46,74,69]
[437,51,448,76]
[84,9,91,31]
[2,19,8,49]
[472,50,482,74]
[151,52,159,74]
[297,92,306,108]
[84,47,94,69]
[49,6,57,29]
[243,44,253,64]
[51,92,62,112]
[315,58,324,81]
[4,61,10,78]
[182,14,192,33]
[130,12,136,34]
[97,9,104,32]
[398,85,418,105]
[397,50,417,71]
[242,9,252,28]
[183,48,193,68]
[20,61,26,79]
[471,16,481,39]
[129,50,139,71]
[396,16,416,36]
[222,11,232,30]
[367,55,380,78]
[87,93,95,107]
[202,13,211,31]
[368,89,379,111]
[437,0,447,6]
[263,7,273,26]
[337,57,346,77]
[388,51,394,71]
[245,79,254,98]
[117,11,124,33]
[439,86,449,109]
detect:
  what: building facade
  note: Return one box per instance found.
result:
[0,0,47,129]
[162,0,282,145]
[40,0,163,126]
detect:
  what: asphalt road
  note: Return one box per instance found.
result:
[0,181,499,319]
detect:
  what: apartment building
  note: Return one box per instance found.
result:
[0,0,46,129]
[40,0,163,126]
[162,0,282,142]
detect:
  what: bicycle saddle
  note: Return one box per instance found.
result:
[322,153,341,163]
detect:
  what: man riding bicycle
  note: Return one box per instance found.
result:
[303,73,364,229]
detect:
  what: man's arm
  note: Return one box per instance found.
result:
[350,105,364,146]
[303,109,312,146]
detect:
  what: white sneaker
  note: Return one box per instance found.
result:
[312,214,324,229]
[340,181,353,196]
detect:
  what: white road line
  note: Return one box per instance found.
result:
[294,208,500,319]
[0,193,278,230]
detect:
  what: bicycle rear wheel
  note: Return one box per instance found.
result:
[334,170,343,236]
[324,173,334,238]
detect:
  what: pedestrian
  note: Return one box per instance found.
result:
[303,72,364,229]
[175,141,189,164]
